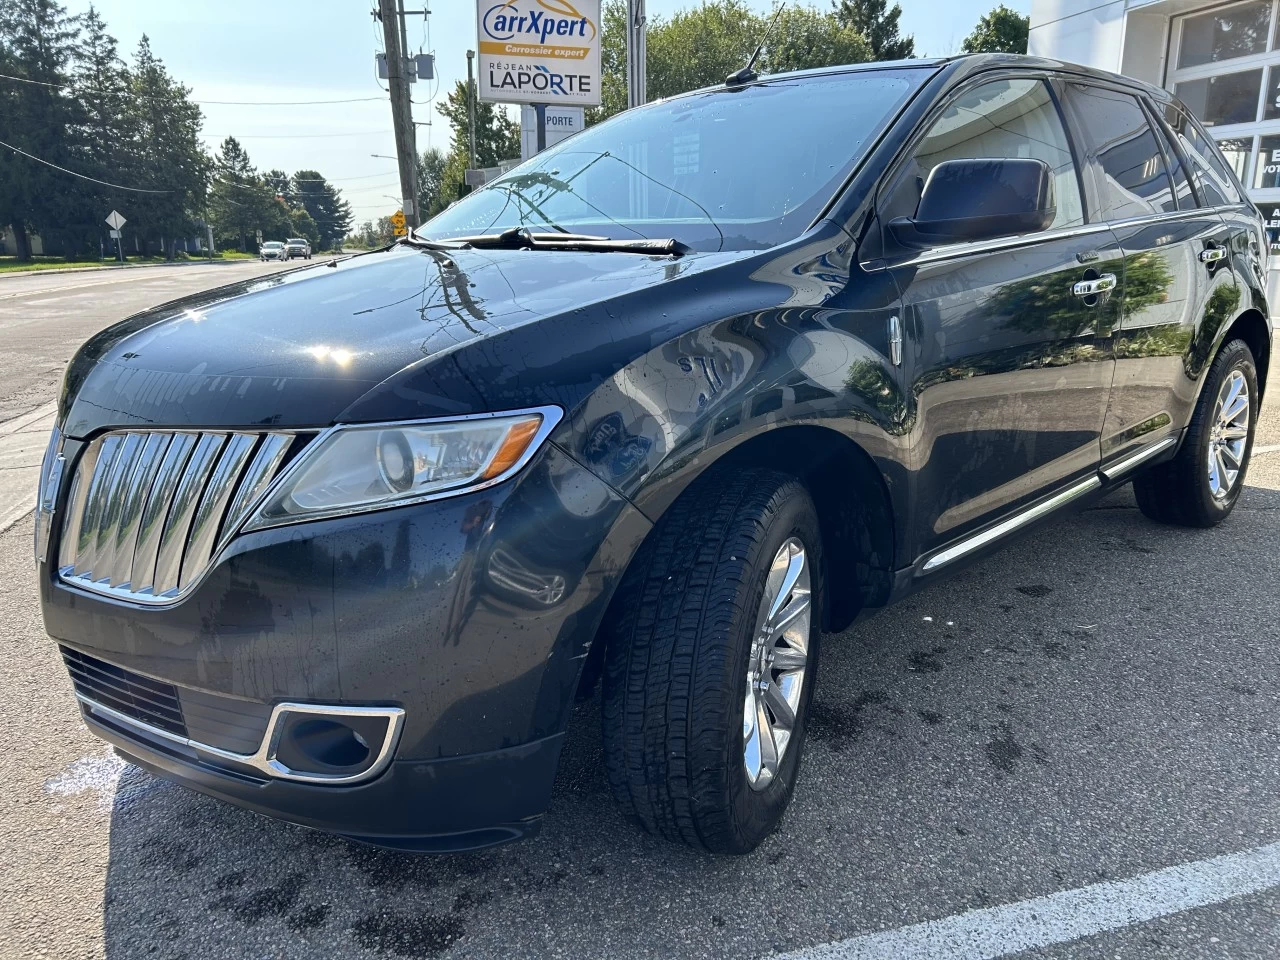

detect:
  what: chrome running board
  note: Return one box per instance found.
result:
[1100,436,1177,481]
[920,476,1102,574]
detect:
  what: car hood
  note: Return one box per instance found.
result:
[59,244,746,437]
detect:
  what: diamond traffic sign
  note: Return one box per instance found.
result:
[390,210,406,228]
[105,209,126,230]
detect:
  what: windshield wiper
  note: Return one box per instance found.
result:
[447,228,690,257]
[397,234,468,251]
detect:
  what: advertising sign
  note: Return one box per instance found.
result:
[477,0,601,106]
[520,104,584,158]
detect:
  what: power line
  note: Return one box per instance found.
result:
[0,137,171,193]
[203,131,393,139]
[0,72,386,106]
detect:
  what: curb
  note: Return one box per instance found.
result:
[0,259,264,278]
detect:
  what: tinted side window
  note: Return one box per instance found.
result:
[1165,106,1243,205]
[1065,83,1175,218]
[890,77,1084,231]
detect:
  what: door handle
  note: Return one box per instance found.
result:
[1199,247,1227,263]
[1072,273,1117,297]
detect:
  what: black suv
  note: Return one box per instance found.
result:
[35,55,1270,854]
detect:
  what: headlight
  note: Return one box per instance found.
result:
[243,406,561,531]
[34,425,64,564]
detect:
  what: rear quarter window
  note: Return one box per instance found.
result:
[1165,105,1244,206]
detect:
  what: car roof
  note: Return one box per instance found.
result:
[671,53,1172,106]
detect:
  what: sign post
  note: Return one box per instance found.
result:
[104,210,126,264]
[476,0,601,159]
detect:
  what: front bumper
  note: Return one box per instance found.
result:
[40,442,650,848]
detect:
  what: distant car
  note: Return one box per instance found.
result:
[284,238,311,260]
[259,241,285,262]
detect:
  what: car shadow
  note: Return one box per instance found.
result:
[99,480,1280,959]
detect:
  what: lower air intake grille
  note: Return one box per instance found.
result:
[56,428,298,604]
[62,647,187,738]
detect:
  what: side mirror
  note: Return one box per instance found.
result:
[889,157,1056,249]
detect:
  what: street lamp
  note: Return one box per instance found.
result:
[370,154,396,161]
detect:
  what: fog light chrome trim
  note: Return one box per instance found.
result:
[77,694,404,785]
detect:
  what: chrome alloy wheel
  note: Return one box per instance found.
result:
[1208,369,1251,500]
[743,537,812,791]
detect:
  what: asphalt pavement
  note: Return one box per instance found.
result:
[1,262,1278,959]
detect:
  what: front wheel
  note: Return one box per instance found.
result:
[601,468,823,854]
[1134,338,1258,527]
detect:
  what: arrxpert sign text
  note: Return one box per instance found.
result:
[477,0,601,106]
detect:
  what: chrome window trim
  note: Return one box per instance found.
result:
[895,222,1114,268]
[919,475,1102,574]
[893,204,1242,269]
[77,693,405,786]
[1100,436,1178,481]
[241,404,565,533]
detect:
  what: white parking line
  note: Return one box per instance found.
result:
[780,841,1280,960]
[1253,443,1280,455]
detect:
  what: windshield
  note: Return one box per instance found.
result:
[264,242,282,249]
[420,68,927,252]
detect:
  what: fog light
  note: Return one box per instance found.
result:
[272,709,396,777]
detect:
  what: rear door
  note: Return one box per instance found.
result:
[880,74,1122,561]
[1164,103,1261,335]
[1058,81,1238,470]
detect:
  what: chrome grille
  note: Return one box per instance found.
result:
[57,429,294,603]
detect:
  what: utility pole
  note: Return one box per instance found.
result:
[466,50,477,169]
[378,0,420,229]
[626,0,647,109]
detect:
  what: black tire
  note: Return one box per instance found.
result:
[1133,338,1258,527]
[600,468,823,854]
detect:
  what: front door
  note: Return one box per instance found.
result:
[881,75,1120,560]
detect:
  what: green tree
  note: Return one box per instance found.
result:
[68,5,134,255]
[436,80,520,205]
[961,5,1029,54]
[436,80,520,168]
[209,136,273,251]
[287,205,320,249]
[834,0,914,60]
[589,0,873,125]
[646,1,763,107]
[763,5,871,73]
[290,169,351,250]
[417,146,450,217]
[263,168,290,199]
[0,0,85,260]
[124,36,209,259]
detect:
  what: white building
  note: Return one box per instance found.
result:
[1029,0,1280,237]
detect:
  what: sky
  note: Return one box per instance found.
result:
[63,0,1031,229]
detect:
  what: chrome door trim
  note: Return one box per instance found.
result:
[77,693,405,786]
[1099,436,1177,481]
[919,475,1102,574]
[895,208,1216,270]
[897,222,1113,267]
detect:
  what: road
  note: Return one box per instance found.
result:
[1,264,1278,959]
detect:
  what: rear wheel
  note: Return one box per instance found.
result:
[1134,338,1258,527]
[601,468,823,854]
